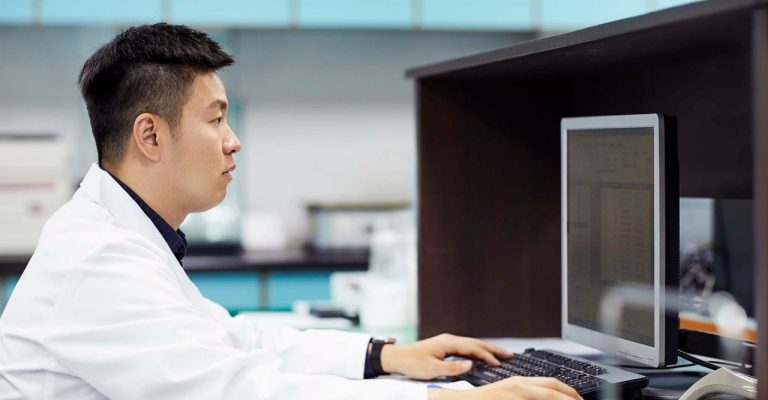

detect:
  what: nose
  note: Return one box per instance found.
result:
[224,126,241,155]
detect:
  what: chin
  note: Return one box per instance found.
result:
[211,190,228,207]
[192,192,227,213]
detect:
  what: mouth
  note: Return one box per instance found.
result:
[223,164,236,176]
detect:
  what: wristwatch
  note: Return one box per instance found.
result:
[369,337,396,376]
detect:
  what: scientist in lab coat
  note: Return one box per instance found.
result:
[0,23,580,400]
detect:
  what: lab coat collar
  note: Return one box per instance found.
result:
[78,163,174,260]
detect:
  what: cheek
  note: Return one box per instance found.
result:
[175,133,215,167]
[168,125,224,188]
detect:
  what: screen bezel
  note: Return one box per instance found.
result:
[561,113,668,367]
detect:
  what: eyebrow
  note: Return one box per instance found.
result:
[205,99,228,112]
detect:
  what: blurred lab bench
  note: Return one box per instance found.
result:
[0,249,369,314]
[237,311,418,344]
[182,249,368,272]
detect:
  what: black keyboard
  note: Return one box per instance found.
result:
[457,348,649,399]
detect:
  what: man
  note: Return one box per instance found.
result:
[0,24,580,400]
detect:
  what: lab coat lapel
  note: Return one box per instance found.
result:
[77,164,213,312]
[78,163,173,259]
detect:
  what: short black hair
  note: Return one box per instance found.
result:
[78,23,234,166]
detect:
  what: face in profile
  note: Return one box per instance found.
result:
[165,72,241,214]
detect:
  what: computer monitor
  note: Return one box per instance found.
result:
[561,114,679,368]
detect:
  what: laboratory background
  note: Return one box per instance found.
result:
[1,0,750,344]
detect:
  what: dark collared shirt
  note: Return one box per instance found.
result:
[108,173,188,264]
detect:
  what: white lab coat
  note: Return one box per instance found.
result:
[0,164,427,400]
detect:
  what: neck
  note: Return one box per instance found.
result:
[103,163,186,230]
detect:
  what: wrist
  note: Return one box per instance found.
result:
[368,337,397,376]
[380,343,399,374]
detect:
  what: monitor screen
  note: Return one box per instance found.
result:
[566,128,655,346]
[561,114,678,368]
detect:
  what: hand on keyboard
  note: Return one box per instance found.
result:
[428,376,582,400]
[468,350,604,393]
[380,333,513,380]
[451,348,648,399]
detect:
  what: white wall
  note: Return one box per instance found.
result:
[230,30,529,242]
[0,26,531,244]
[0,26,119,182]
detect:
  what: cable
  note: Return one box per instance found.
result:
[615,362,694,371]
[711,360,753,375]
[710,359,750,368]
[633,370,708,378]
[676,349,720,371]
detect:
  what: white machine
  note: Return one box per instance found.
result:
[678,368,757,400]
[0,135,71,255]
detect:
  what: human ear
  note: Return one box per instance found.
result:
[132,112,162,162]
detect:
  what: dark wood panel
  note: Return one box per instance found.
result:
[563,41,753,198]
[417,80,564,339]
[751,8,768,398]
[415,35,755,331]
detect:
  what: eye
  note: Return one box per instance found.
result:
[212,116,223,125]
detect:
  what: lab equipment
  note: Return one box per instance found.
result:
[0,134,71,255]
[677,368,756,400]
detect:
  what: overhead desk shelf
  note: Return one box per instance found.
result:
[407,1,767,396]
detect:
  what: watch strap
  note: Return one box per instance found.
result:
[369,338,393,376]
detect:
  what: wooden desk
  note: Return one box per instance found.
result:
[407,1,767,394]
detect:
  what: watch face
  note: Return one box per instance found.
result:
[372,337,396,345]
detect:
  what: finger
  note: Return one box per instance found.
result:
[478,340,513,358]
[524,385,581,400]
[484,377,580,400]
[442,337,503,366]
[432,359,473,377]
[474,348,501,366]
[519,377,582,399]
[453,342,501,366]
